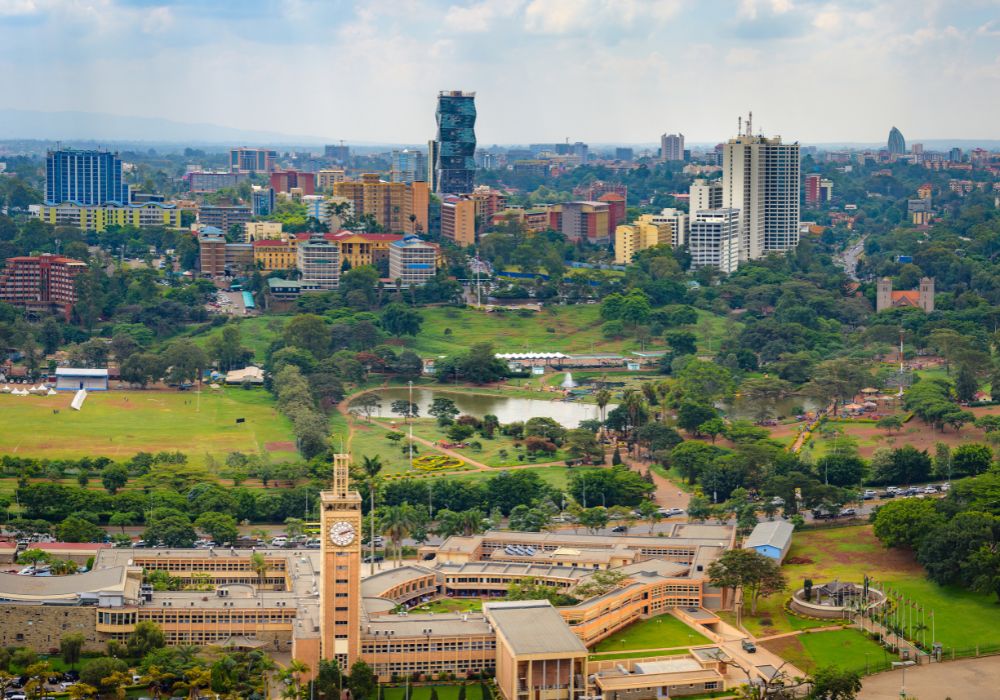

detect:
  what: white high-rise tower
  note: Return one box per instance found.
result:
[722,114,800,261]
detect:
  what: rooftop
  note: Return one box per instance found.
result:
[364,613,493,639]
[743,521,794,551]
[361,565,436,598]
[0,566,133,602]
[484,601,588,656]
[55,368,109,377]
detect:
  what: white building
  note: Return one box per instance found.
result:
[660,133,684,161]
[389,235,437,287]
[642,208,688,248]
[689,208,740,274]
[689,179,723,220]
[722,126,800,261]
[296,237,340,290]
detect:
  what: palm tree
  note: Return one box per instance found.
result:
[101,671,132,700]
[140,665,170,699]
[278,659,310,700]
[250,552,268,593]
[379,504,418,567]
[594,388,612,427]
[359,455,383,569]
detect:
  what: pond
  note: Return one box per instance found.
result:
[365,388,604,427]
[724,395,822,421]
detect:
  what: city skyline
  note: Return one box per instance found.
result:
[1,0,999,144]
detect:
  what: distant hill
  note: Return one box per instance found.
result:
[0,109,331,146]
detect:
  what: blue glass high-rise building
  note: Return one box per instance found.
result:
[434,91,476,195]
[45,149,130,205]
[887,127,906,156]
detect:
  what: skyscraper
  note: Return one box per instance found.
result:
[689,179,723,218]
[45,149,130,205]
[390,149,428,184]
[660,133,684,162]
[229,147,277,173]
[887,127,906,156]
[689,208,740,274]
[722,119,800,260]
[434,91,477,195]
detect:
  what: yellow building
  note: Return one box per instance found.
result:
[333,175,428,234]
[252,239,296,272]
[244,221,284,242]
[441,195,477,246]
[327,232,402,269]
[614,216,672,264]
[36,202,182,232]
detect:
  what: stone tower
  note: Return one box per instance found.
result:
[876,277,893,312]
[919,277,935,313]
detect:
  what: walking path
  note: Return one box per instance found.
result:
[622,454,690,510]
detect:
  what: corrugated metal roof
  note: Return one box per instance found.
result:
[744,521,794,551]
[55,368,109,377]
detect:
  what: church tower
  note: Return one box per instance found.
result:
[320,453,363,669]
[876,277,892,312]
[919,277,935,313]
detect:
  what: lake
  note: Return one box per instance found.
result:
[365,388,604,427]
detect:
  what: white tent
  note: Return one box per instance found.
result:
[46,388,57,396]
[0,385,11,393]
[70,388,88,411]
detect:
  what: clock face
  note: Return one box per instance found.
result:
[329,521,356,546]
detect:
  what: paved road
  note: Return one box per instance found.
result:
[859,657,1000,700]
[838,235,867,281]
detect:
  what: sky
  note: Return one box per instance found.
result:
[2,0,999,145]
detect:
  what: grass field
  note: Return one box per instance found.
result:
[179,315,288,362]
[411,599,483,614]
[761,629,889,675]
[0,389,298,463]
[593,614,711,652]
[748,525,1000,651]
[383,685,486,700]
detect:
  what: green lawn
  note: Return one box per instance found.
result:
[445,465,601,491]
[588,648,690,661]
[593,614,710,652]
[748,525,1000,652]
[0,388,298,463]
[177,315,288,363]
[762,629,889,676]
[411,598,483,614]
[407,419,572,468]
[383,685,486,700]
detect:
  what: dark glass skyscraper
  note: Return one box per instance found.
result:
[887,126,906,155]
[45,149,130,205]
[434,91,476,195]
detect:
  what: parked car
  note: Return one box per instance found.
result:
[741,639,757,653]
[611,525,628,533]
[839,508,857,517]
[863,490,877,500]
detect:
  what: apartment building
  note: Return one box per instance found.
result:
[271,170,316,195]
[230,147,277,173]
[0,253,86,319]
[689,179,723,218]
[35,202,182,232]
[198,205,252,231]
[388,235,438,286]
[332,175,428,234]
[185,171,247,194]
[296,236,340,289]
[316,169,346,190]
[253,239,296,273]
[45,148,130,205]
[440,195,477,246]
[244,221,284,242]
[561,201,612,244]
[614,219,672,264]
[689,208,740,274]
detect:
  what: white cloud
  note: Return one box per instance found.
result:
[444,0,523,33]
[523,0,594,34]
[0,0,39,16]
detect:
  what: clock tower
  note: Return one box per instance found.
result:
[320,453,363,669]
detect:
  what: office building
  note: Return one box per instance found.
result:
[597,192,626,229]
[251,186,276,216]
[636,208,687,248]
[253,239,296,273]
[184,170,247,194]
[722,123,800,260]
[434,91,477,194]
[317,170,347,191]
[332,175,428,234]
[198,205,252,232]
[270,170,316,195]
[390,149,427,184]
[806,175,834,205]
[35,202,182,232]
[661,133,685,162]
[244,221,284,242]
[440,195,477,246]
[302,195,327,223]
[389,235,438,286]
[561,201,611,244]
[296,237,341,290]
[949,147,963,163]
[689,208,740,274]
[573,180,627,202]
[198,228,227,277]
[572,141,589,163]
[326,232,402,270]
[615,147,634,161]
[0,254,86,319]
[615,219,672,265]
[469,186,509,228]
[45,149,130,205]
[230,147,277,173]
[689,179,723,218]
[324,144,350,162]
[887,127,906,156]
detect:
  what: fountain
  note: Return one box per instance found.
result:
[561,372,577,389]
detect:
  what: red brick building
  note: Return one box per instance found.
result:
[0,254,87,319]
[270,170,316,195]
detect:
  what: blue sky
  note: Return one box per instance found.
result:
[2,0,999,144]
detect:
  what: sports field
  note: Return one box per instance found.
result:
[0,389,298,462]
[744,525,1000,651]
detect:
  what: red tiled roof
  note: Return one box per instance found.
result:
[324,232,403,241]
[252,240,289,248]
[891,291,920,305]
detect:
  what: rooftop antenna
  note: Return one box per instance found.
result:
[747,111,753,137]
[737,116,742,137]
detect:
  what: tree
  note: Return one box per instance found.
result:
[429,397,460,426]
[872,498,943,550]
[595,388,613,425]
[162,341,209,384]
[206,324,252,372]
[120,352,164,387]
[283,314,329,357]
[676,402,718,435]
[455,342,509,384]
[815,454,866,488]
[379,503,420,567]
[80,658,128,695]
[349,393,382,423]
[804,359,870,411]
[506,576,578,606]
[390,399,419,420]
[60,633,85,667]
[101,464,129,494]
[708,548,787,615]
[564,428,604,463]
[395,350,423,379]
[951,443,993,477]
[143,508,197,547]
[956,362,980,403]
[669,441,723,484]
[194,512,239,545]
[67,682,99,700]
[56,515,104,543]
[17,548,51,569]
[876,415,903,434]
[664,330,697,356]
[807,666,862,700]
[687,494,712,522]
[699,418,727,444]
[869,445,932,485]
[577,506,609,534]
[126,621,166,658]
[738,377,793,422]
[381,302,423,337]
[347,660,378,700]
